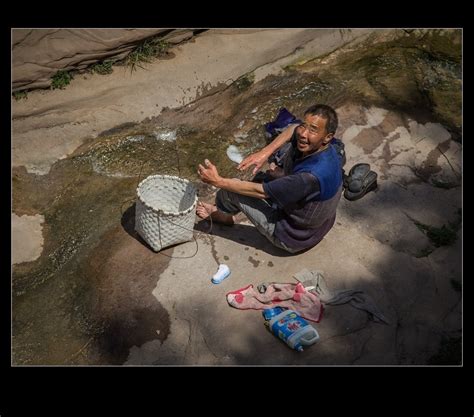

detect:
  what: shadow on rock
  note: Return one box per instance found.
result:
[194,219,295,257]
[121,201,201,256]
[120,201,157,252]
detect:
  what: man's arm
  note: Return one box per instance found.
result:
[198,159,268,199]
[216,177,268,199]
[237,123,299,174]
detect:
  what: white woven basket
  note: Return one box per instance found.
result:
[135,175,197,252]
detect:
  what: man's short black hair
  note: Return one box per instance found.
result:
[304,104,338,134]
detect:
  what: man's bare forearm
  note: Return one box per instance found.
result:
[261,123,298,156]
[215,177,268,199]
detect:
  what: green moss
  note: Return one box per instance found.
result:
[177,128,237,180]
[234,73,255,92]
[51,70,74,89]
[299,30,462,137]
[13,90,28,100]
[12,165,137,364]
[431,178,459,189]
[414,222,458,247]
[421,29,462,63]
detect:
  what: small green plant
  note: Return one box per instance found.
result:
[90,60,114,75]
[431,178,457,189]
[412,208,461,249]
[234,73,255,92]
[13,90,28,100]
[414,221,458,247]
[125,37,171,72]
[51,70,74,89]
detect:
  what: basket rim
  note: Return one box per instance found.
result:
[136,174,197,216]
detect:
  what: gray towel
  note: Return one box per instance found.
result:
[293,269,389,325]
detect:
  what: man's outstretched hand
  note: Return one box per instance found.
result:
[198,159,222,187]
[237,150,269,175]
[238,124,298,175]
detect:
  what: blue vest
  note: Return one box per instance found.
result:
[292,144,342,201]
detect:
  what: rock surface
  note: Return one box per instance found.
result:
[12,29,462,366]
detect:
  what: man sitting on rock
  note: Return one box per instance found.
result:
[196,104,344,254]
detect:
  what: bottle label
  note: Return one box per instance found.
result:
[271,311,308,344]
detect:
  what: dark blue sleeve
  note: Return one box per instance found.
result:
[263,172,320,209]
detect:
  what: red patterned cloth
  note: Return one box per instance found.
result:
[226,282,323,323]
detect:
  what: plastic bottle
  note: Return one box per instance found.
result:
[262,307,284,321]
[267,309,319,352]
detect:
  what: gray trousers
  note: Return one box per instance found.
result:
[215,189,298,254]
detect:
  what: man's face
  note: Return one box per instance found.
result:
[295,114,333,157]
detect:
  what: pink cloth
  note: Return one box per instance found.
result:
[226,282,323,322]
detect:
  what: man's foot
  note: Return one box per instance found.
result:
[196,202,234,225]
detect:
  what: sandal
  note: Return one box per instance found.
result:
[344,163,378,201]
